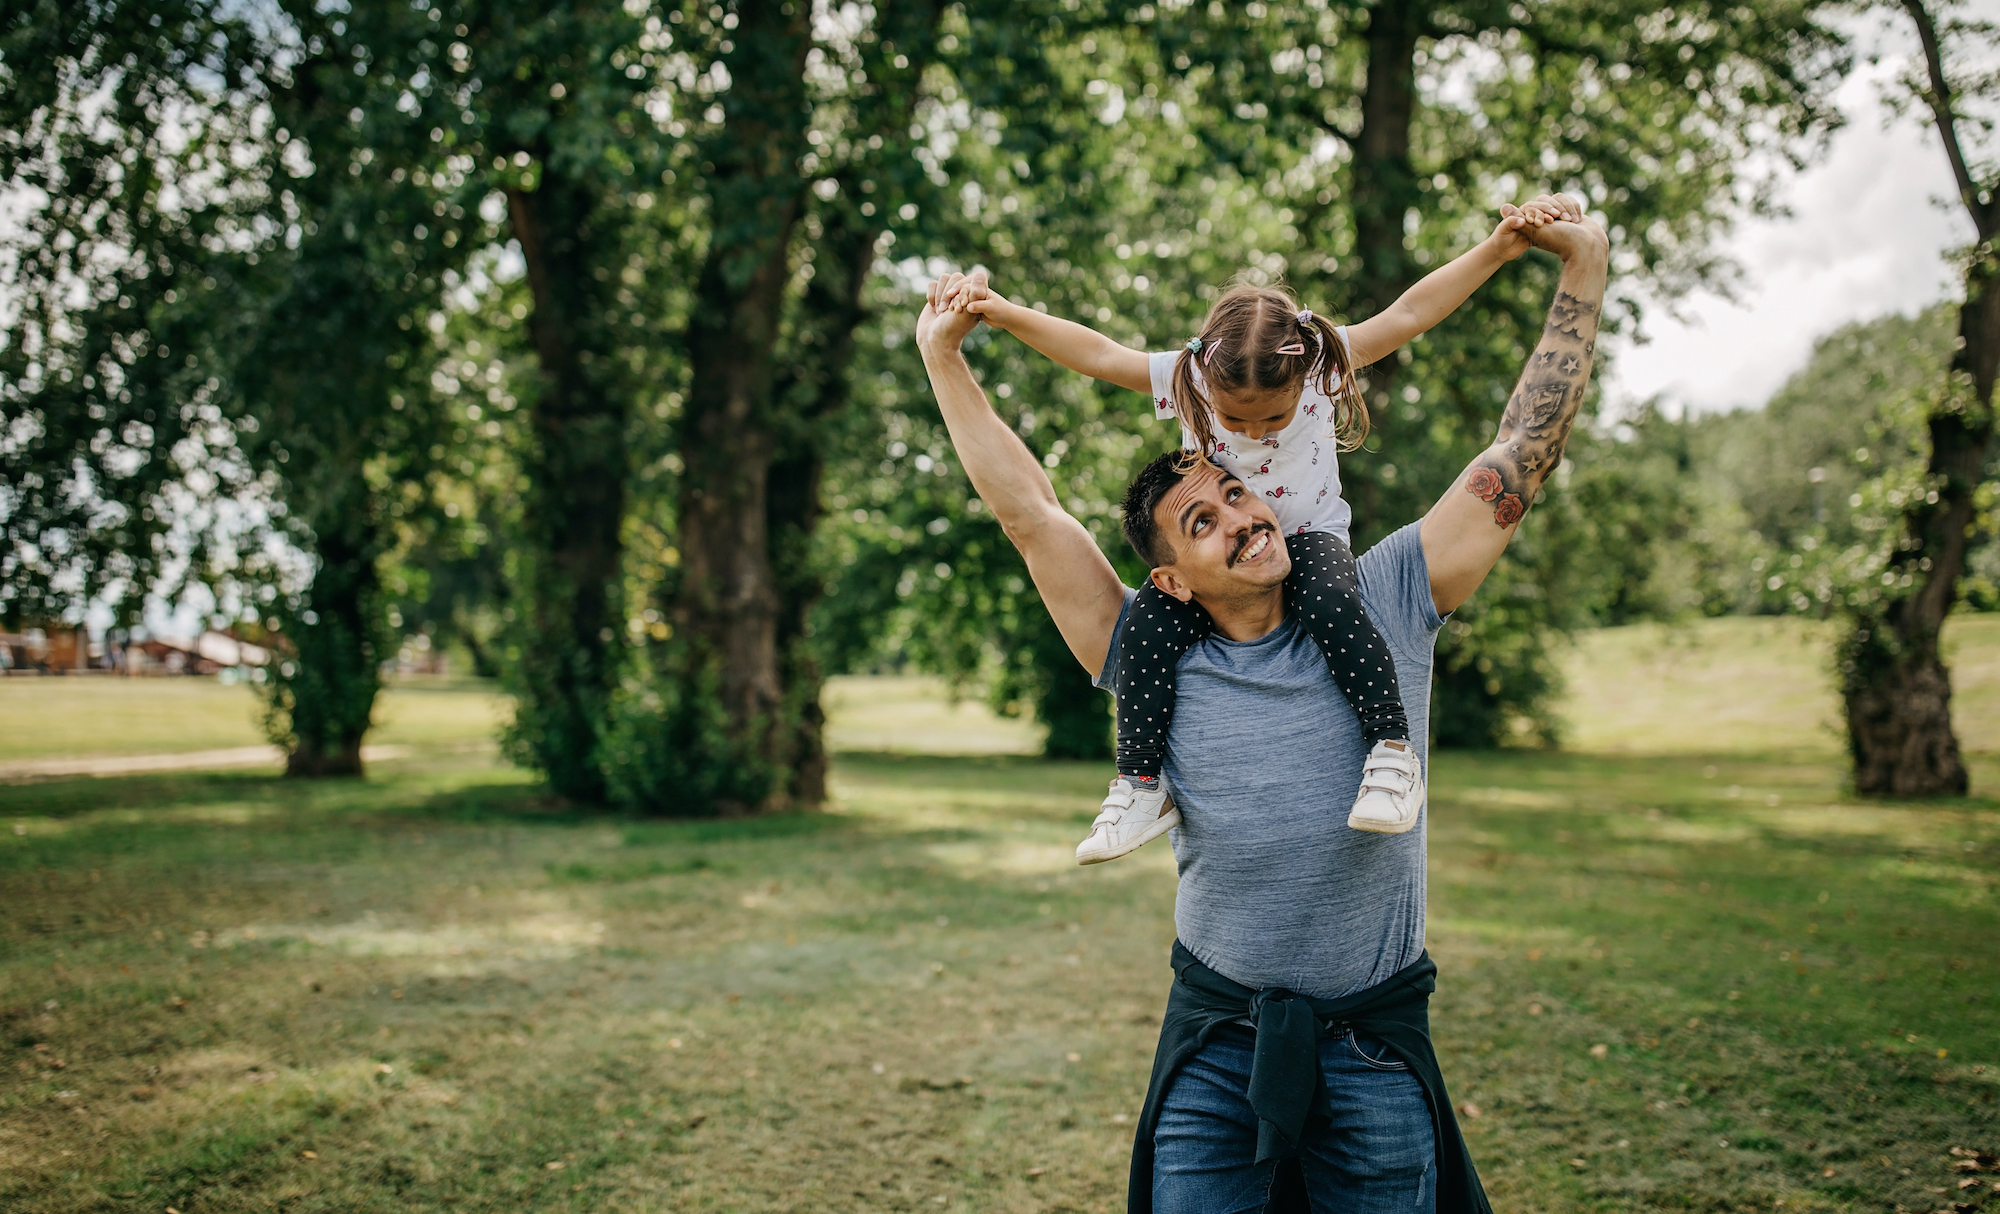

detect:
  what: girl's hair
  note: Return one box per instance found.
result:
[1169,283,1367,457]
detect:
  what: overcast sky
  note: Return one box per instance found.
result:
[1602,16,1980,416]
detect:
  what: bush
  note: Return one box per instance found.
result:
[595,642,782,816]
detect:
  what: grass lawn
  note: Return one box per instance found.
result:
[2,620,1997,1212]
[0,678,508,762]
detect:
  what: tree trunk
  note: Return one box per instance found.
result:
[1843,250,1997,795]
[508,171,628,803]
[1344,0,1423,536]
[1843,0,1998,796]
[275,518,380,778]
[768,210,882,803]
[675,0,816,808]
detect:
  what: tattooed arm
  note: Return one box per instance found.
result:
[1421,217,1609,616]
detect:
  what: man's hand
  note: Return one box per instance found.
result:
[1486,194,1587,263]
[917,274,983,353]
[1527,212,1609,262]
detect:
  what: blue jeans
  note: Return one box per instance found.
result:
[1153,1023,1436,1214]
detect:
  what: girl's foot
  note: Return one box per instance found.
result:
[1076,776,1181,865]
[1347,741,1425,834]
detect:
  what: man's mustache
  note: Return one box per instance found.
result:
[1228,522,1277,568]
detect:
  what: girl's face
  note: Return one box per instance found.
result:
[1211,380,1302,441]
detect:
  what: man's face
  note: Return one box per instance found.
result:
[1149,460,1291,604]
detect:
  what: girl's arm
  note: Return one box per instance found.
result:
[954,272,1154,394]
[1346,195,1580,367]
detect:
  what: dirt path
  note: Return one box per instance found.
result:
[0,745,409,780]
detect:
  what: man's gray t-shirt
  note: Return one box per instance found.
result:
[1093,521,1444,1000]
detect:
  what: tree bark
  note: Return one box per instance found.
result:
[279,519,379,778]
[1843,0,1998,796]
[675,0,816,807]
[768,208,882,803]
[508,170,628,803]
[1344,0,1423,536]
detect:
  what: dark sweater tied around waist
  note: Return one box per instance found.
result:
[1128,942,1492,1214]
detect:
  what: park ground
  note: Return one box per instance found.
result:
[2,617,1998,1213]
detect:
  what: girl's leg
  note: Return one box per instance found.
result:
[1282,532,1409,745]
[1115,582,1215,778]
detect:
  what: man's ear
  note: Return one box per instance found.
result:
[1149,566,1195,603]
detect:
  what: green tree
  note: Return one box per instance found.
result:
[0,2,270,626]
[1830,0,2000,795]
[0,1,470,777]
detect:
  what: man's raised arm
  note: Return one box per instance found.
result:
[1421,217,1610,615]
[916,279,1127,676]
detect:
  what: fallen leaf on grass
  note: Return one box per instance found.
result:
[1458,1102,1482,1119]
[1962,1179,1983,1190]
[1569,1158,1587,1169]
[683,1113,706,1129]
[1026,1168,1045,1178]
[1824,1168,1837,1178]
[301,1151,317,1160]
[1589,1044,1608,1059]
[545,1161,565,1171]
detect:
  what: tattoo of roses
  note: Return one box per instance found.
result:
[1493,493,1526,528]
[1465,466,1504,502]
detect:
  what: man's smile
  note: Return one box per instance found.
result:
[1230,525,1276,568]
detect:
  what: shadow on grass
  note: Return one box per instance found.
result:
[0,769,299,819]
[832,749,1106,790]
[401,777,595,826]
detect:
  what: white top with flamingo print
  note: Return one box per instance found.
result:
[1146,324,1354,545]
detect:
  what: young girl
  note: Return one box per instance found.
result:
[949,195,1579,864]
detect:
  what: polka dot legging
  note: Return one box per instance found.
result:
[1114,530,1410,778]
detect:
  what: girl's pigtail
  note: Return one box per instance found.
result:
[1169,340,1217,462]
[1301,310,1369,451]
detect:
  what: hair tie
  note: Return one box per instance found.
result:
[1296,309,1314,325]
[1185,338,1203,355]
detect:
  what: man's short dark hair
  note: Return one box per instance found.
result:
[1121,450,1200,568]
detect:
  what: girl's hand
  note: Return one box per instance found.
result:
[1488,204,1537,262]
[1520,192,1584,226]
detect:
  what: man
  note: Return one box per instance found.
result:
[917,212,1609,1214]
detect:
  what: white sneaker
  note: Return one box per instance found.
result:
[1076,777,1181,865]
[1347,741,1425,834]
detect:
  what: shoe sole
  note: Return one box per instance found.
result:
[1346,806,1421,835]
[1077,807,1183,865]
